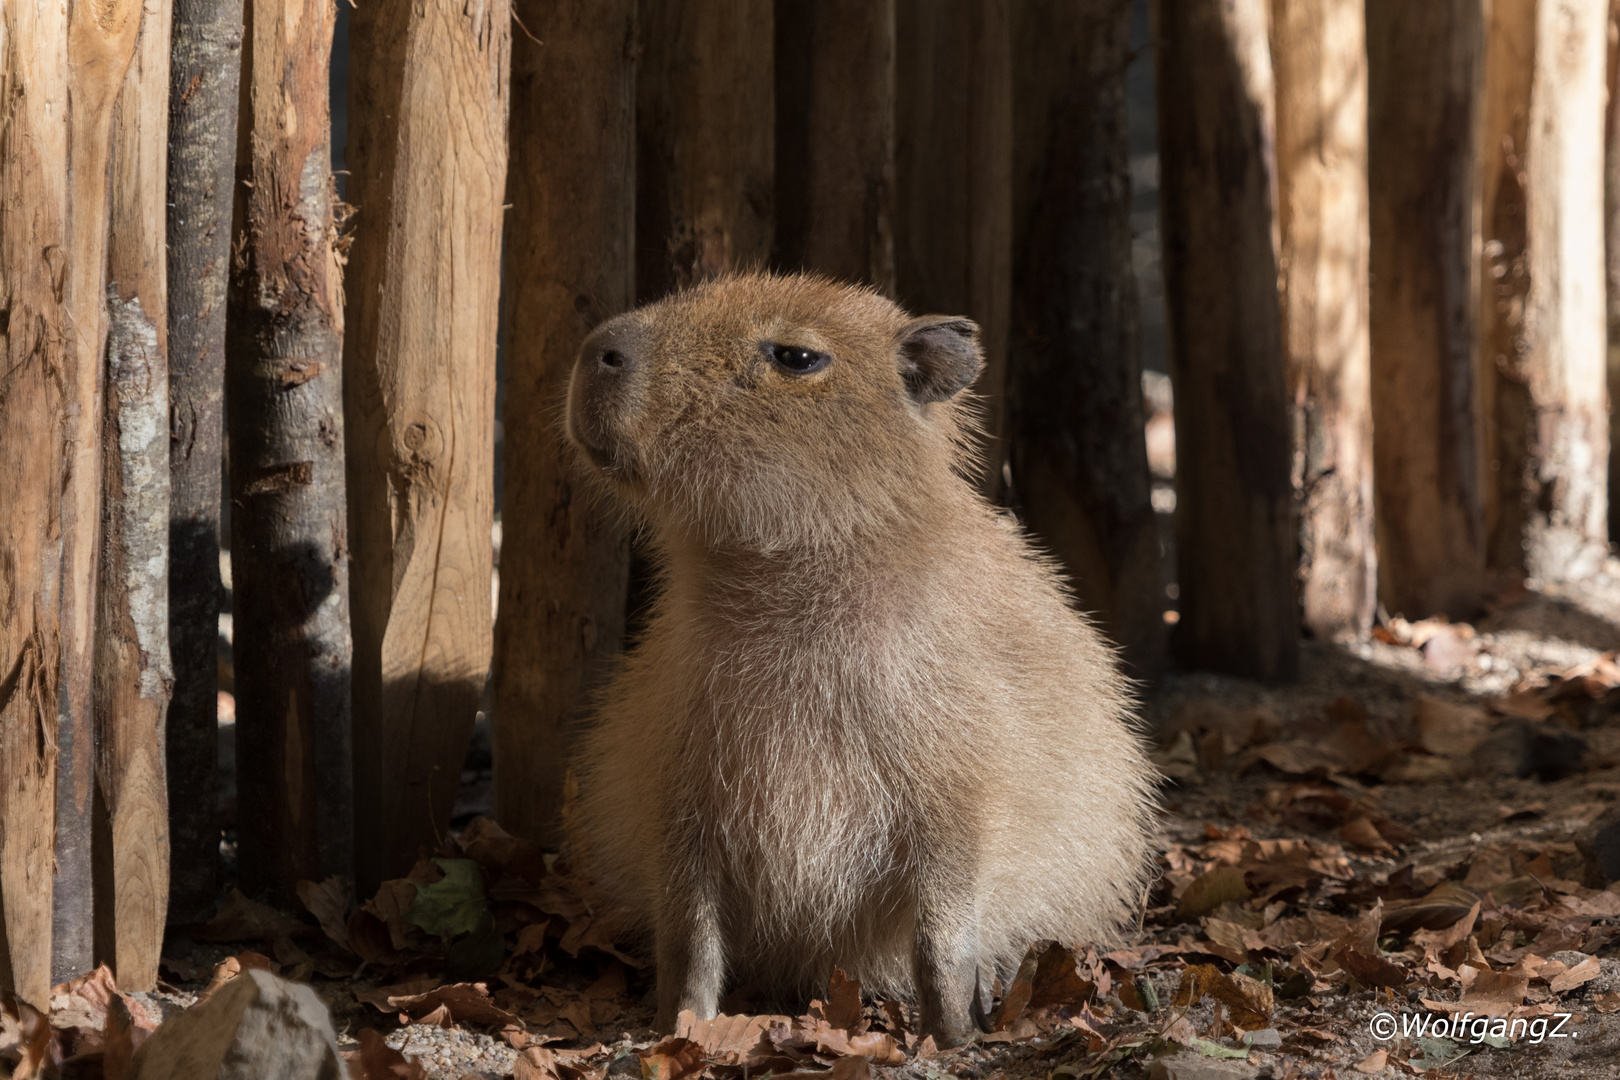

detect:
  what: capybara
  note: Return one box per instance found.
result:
[564,272,1157,1045]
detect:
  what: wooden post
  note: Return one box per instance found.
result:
[636,0,774,300]
[344,0,509,889]
[1155,0,1299,680]
[1366,0,1487,619]
[58,0,147,985]
[228,0,352,899]
[492,0,636,846]
[773,0,896,293]
[1480,0,1610,583]
[895,0,1013,498]
[166,0,244,924]
[0,0,71,1010]
[95,0,173,991]
[1006,0,1164,678]
[1270,0,1377,640]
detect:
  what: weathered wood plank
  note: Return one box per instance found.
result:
[95,0,173,991]
[165,0,243,924]
[0,0,71,1009]
[345,0,509,889]
[227,0,352,899]
[1366,0,1487,619]
[1271,0,1377,639]
[1155,0,1299,680]
[493,0,636,847]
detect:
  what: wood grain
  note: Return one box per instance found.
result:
[1271,0,1377,639]
[895,0,1013,499]
[493,0,635,846]
[95,0,173,991]
[0,0,70,1009]
[228,0,353,899]
[1007,0,1164,679]
[1155,0,1300,680]
[344,0,509,889]
[1366,0,1487,619]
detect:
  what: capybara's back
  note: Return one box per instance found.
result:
[563,273,1158,1044]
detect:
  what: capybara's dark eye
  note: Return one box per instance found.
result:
[767,343,831,375]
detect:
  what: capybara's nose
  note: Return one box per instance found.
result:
[596,346,633,373]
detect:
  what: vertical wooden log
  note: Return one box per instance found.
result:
[58,0,146,985]
[0,0,70,1009]
[773,0,896,293]
[895,0,1013,498]
[636,0,774,300]
[1006,0,1163,678]
[1607,0,1620,545]
[1480,0,1610,584]
[493,0,635,846]
[344,0,509,889]
[95,0,172,990]
[166,0,244,924]
[1365,0,1487,619]
[1155,0,1299,680]
[1270,0,1377,639]
[228,0,352,899]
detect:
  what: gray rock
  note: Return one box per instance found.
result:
[1147,1054,1257,1080]
[128,969,345,1080]
[1242,1027,1282,1048]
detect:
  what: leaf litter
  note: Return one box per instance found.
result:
[13,601,1620,1077]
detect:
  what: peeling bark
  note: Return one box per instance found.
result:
[228,0,352,899]
[344,0,509,890]
[165,0,243,923]
[0,0,70,1009]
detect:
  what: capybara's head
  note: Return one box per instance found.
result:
[565,273,985,550]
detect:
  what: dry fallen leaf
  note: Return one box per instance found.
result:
[1354,1048,1388,1073]
[1174,866,1250,923]
[1172,965,1273,1028]
[296,875,353,953]
[354,1028,427,1080]
[638,1036,708,1080]
[1549,955,1602,994]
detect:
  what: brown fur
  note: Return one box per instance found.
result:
[563,273,1158,1044]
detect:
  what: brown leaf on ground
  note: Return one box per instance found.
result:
[200,952,279,1000]
[355,1028,427,1079]
[994,941,1097,1029]
[1341,817,1393,853]
[511,1045,600,1080]
[1172,965,1273,1028]
[1381,882,1481,934]
[297,876,353,953]
[675,1011,792,1065]
[822,968,864,1032]
[1174,866,1250,922]
[102,992,156,1080]
[460,817,550,885]
[1,992,59,1078]
[1548,955,1602,993]
[1421,967,1530,1018]
[193,888,302,942]
[357,981,521,1027]
[638,1036,708,1080]
[48,964,121,1055]
[1415,697,1493,759]
[1594,991,1620,1014]
[1354,1048,1388,1073]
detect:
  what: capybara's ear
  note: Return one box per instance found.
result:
[898,315,984,403]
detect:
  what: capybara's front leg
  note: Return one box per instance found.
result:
[913,866,980,1047]
[654,873,725,1032]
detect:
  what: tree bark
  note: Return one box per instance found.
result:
[94,0,173,991]
[493,0,636,847]
[0,0,70,1010]
[1006,0,1163,679]
[1365,0,1487,619]
[1155,0,1299,681]
[165,0,243,924]
[344,0,509,891]
[636,0,774,300]
[895,0,1013,499]
[228,0,352,899]
[773,0,896,293]
[1480,0,1610,584]
[57,0,147,986]
[1270,0,1377,640]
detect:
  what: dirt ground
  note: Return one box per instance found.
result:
[23,566,1620,1080]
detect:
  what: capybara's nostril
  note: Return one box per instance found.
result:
[599,348,628,371]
